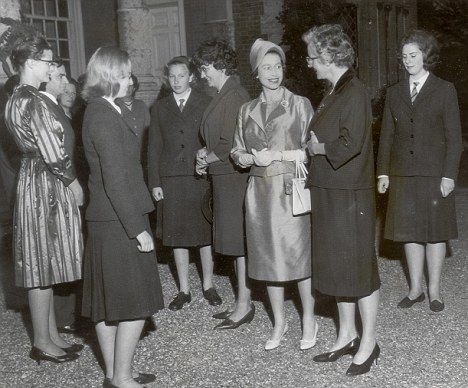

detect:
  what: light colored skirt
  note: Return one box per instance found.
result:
[246,174,311,282]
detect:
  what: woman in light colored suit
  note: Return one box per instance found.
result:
[232,39,317,350]
[377,30,463,312]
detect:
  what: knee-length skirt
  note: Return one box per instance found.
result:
[158,175,212,247]
[211,172,248,257]
[246,174,311,282]
[14,160,83,288]
[311,187,380,297]
[384,176,457,242]
[82,217,164,322]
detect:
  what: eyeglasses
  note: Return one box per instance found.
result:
[306,56,319,64]
[35,58,59,67]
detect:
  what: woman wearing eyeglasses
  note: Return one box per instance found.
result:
[377,30,463,312]
[5,36,84,364]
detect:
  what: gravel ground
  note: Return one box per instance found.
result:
[0,190,467,388]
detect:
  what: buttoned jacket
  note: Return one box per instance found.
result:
[377,73,463,180]
[231,87,313,176]
[307,70,375,190]
[82,98,154,238]
[147,89,211,188]
[200,76,250,175]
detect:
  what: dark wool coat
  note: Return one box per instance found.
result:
[377,73,463,180]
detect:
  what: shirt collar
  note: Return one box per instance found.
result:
[409,71,430,92]
[39,91,58,105]
[173,88,191,103]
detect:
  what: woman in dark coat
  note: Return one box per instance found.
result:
[81,47,164,387]
[148,56,217,311]
[377,30,463,313]
[303,24,380,375]
[193,39,253,329]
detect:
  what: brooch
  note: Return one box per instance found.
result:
[280,99,289,108]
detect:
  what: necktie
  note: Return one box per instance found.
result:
[410,82,419,104]
[178,99,185,112]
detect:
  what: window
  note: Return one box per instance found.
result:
[22,0,85,78]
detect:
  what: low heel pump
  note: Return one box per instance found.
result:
[346,343,380,376]
[313,337,360,362]
[30,346,79,365]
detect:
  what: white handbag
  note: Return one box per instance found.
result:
[292,159,311,216]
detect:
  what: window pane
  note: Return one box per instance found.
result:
[57,21,68,39]
[33,0,45,16]
[45,0,57,16]
[58,0,68,18]
[48,40,58,57]
[63,61,71,77]
[22,0,32,14]
[59,40,69,59]
[32,18,44,34]
[45,20,56,38]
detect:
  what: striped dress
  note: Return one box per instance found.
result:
[4,84,83,288]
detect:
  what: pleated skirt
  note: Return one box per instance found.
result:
[246,175,311,282]
[14,159,83,288]
[159,175,212,247]
[384,176,458,242]
[82,218,164,322]
[311,187,380,297]
[211,172,248,257]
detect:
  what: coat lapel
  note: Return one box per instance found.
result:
[413,73,438,107]
[248,98,265,131]
[398,79,413,112]
[97,98,138,137]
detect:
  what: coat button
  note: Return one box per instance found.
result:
[410,118,414,123]
[181,158,186,162]
[410,151,414,155]
[180,130,184,134]
[181,144,185,148]
[410,134,414,138]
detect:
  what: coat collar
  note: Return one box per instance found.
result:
[202,76,239,121]
[398,72,438,110]
[309,68,354,127]
[248,86,292,131]
[166,88,202,117]
[91,97,138,136]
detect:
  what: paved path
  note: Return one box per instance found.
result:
[0,191,467,387]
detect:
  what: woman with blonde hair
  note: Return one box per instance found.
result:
[81,46,164,388]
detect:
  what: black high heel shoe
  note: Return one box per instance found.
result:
[346,343,380,376]
[61,344,84,354]
[214,304,255,330]
[313,337,360,362]
[212,309,233,320]
[29,346,79,364]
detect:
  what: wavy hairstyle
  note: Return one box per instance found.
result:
[10,35,51,72]
[192,39,238,76]
[302,24,355,68]
[400,30,440,70]
[81,46,131,101]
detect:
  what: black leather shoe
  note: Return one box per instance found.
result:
[212,309,232,320]
[61,344,84,354]
[168,292,191,311]
[346,343,380,376]
[203,288,222,306]
[214,304,255,329]
[429,299,445,312]
[397,293,425,308]
[29,346,79,365]
[134,373,156,384]
[313,338,360,362]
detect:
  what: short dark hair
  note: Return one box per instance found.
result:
[81,46,131,101]
[131,73,139,92]
[400,30,440,70]
[192,39,238,76]
[164,56,195,77]
[10,35,51,72]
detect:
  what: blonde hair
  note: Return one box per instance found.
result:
[81,46,131,100]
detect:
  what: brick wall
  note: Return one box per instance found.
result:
[232,0,264,97]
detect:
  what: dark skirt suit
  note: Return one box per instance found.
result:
[232,88,314,282]
[4,85,82,288]
[81,98,164,322]
[377,74,463,242]
[307,70,380,297]
[147,90,212,247]
[200,77,250,257]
